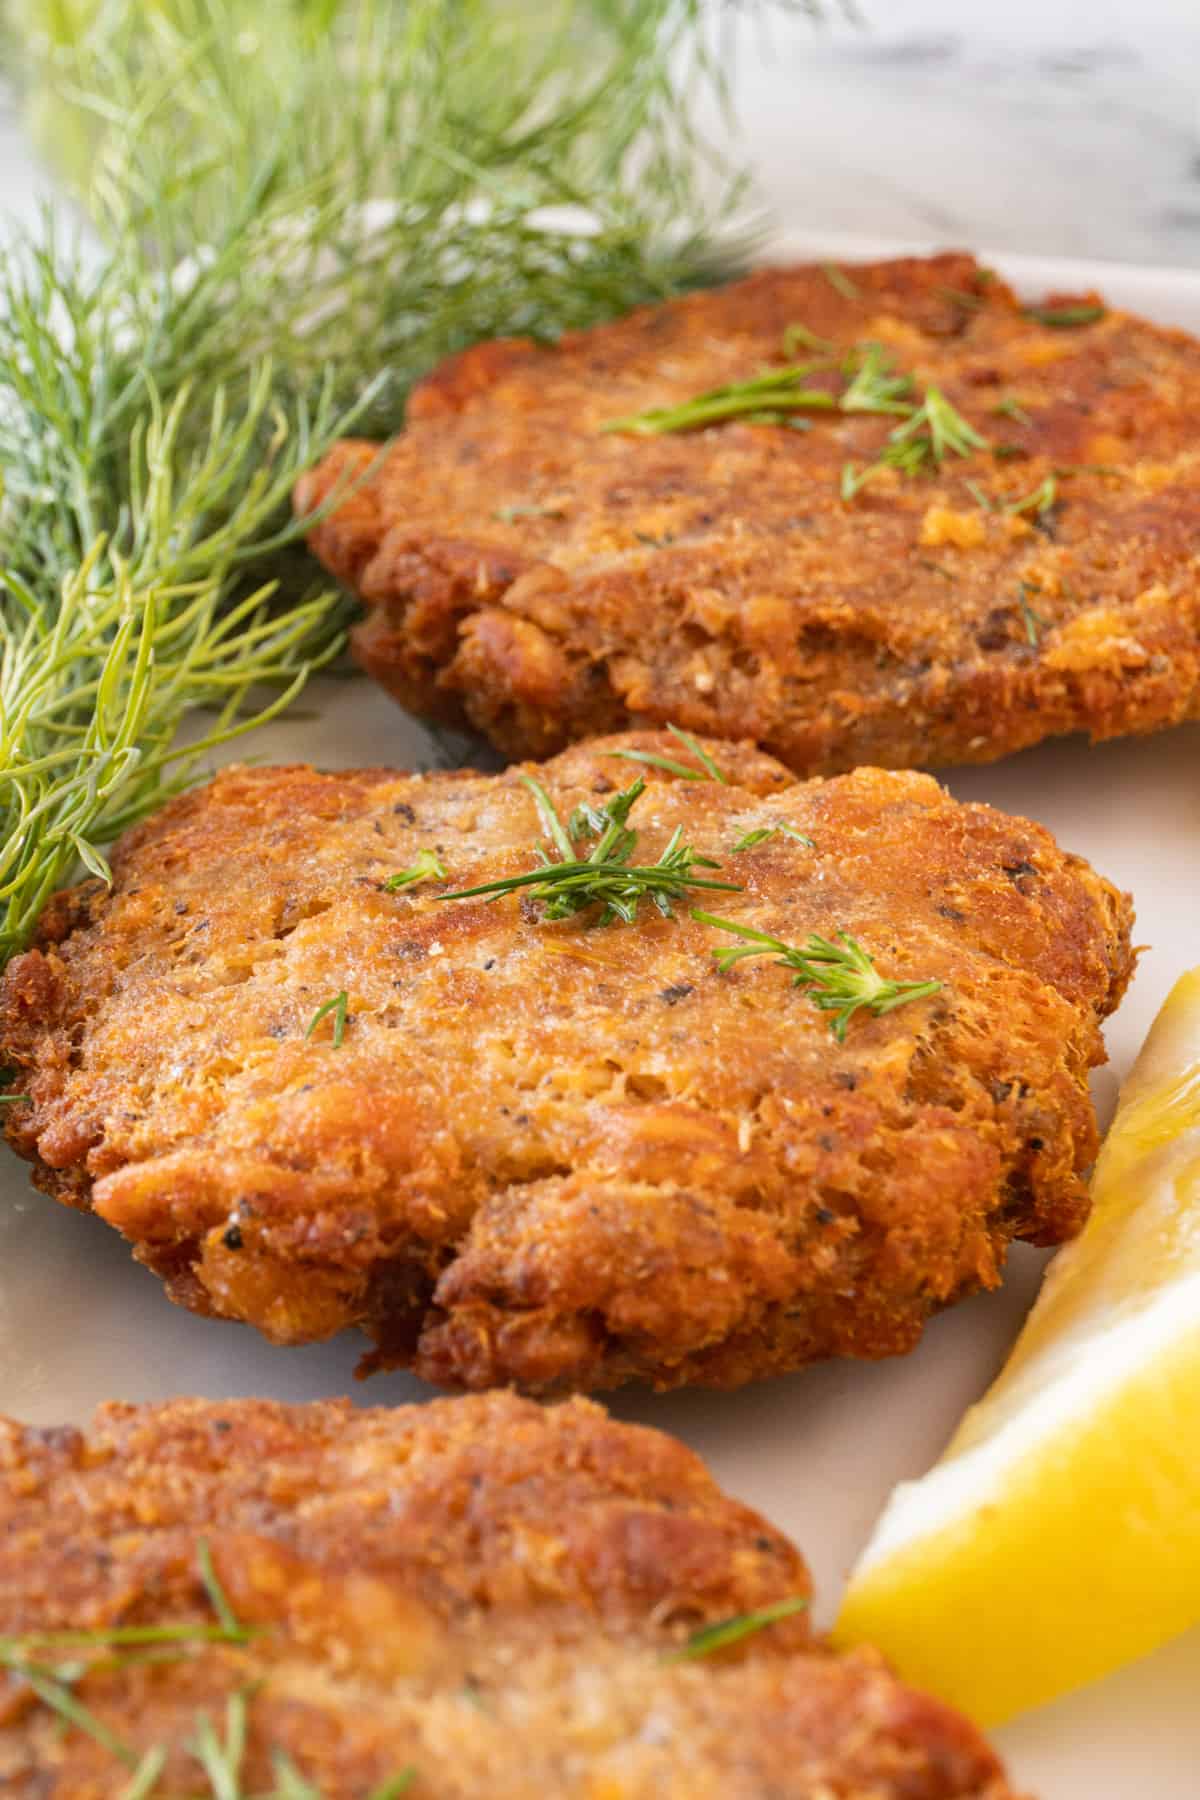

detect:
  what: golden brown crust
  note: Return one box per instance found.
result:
[0,1394,1021,1798]
[0,736,1133,1390]
[298,252,1200,773]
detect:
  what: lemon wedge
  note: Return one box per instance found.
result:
[835,967,1200,1726]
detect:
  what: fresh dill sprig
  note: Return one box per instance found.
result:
[439,775,741,926]
[992,395,1032,424]
[1005,474,1058,519]
[839,342,914,416]
[1023,302,1106,328]
[603,322,988,501]
[3,1537,413,1796]
[0,331,366,962]
[608,723,728,783]
[731,824,814,852]
[888,384,990,467]
[781,321,836,357]
[820,261,861,300]
[694,914,942,1041]
[0,0,815,972]
[0,1540,254,1773]
[197,1539,243,1638]
[602,361,837,436]
[6,1,772,432]
[842,382,989,500]
[385,849,448,891]
[306,991,349,1047]
[664,1596,809,1663]
[1017,584,1047,647]
[603,336,919,439]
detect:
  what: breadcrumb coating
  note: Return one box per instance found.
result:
[298,252,1200,773]
[0,1393,1022,1799]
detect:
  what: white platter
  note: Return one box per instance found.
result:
[3,240,1200,1798]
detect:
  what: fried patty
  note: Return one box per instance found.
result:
[0,734,1133,1391]
[298,251,1200,774]
[0,1393,1022,1799]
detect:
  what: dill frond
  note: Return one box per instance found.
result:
[384,849,448,891]
[0,0,843,968]
[694,913,942,1040]
[607,723,729,782]
[439,774,741,925]
[305,990,350,1046]
[663,1595,809,1662]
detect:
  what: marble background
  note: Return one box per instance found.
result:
[726,0,1199,268]
[1,1,1198,262]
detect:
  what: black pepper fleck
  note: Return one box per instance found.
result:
[223,1224,243,1250]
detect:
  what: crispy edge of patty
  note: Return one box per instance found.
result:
[297,251,1200,773]
[0,1392,1022,1799]
[0,736,1134,1392]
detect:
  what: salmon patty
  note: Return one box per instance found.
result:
[0,1392,1022,1798]
[0,733,1133,1391]
[298,251,1200,774]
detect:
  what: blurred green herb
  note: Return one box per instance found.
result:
[1023,302,1106,328]
[664,1595,809,1662]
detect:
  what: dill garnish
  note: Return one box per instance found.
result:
[890,385,990,467]
[842,382,989,499]
[0,1540,254,1772]
[1018,585,1048,647]
[306,991,349,1048]
[820,261,861,300]
[782,322,837,356]
[664,1596,809,1662]
[0,0,812,974]
[936,285,987,311]
[3,1538,413,1796]
[608,724,728,783]
[604,336,920,439]
[992,396,1033,423]
[198,1539,243,1639]
[493,504,567,523]
[1023,303,1106,328]
[1006,475,1058,520]
[385,850,448,892]
[439,776,740,925]
[602,364,837,436]
[839,342,915,416]
[694,914,942,1041]
[0,1093,29,1103]
[731,825,814,852]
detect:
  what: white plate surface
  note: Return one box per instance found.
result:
[3,242,1199,1798]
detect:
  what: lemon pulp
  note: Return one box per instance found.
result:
[835,967,1200,1726]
